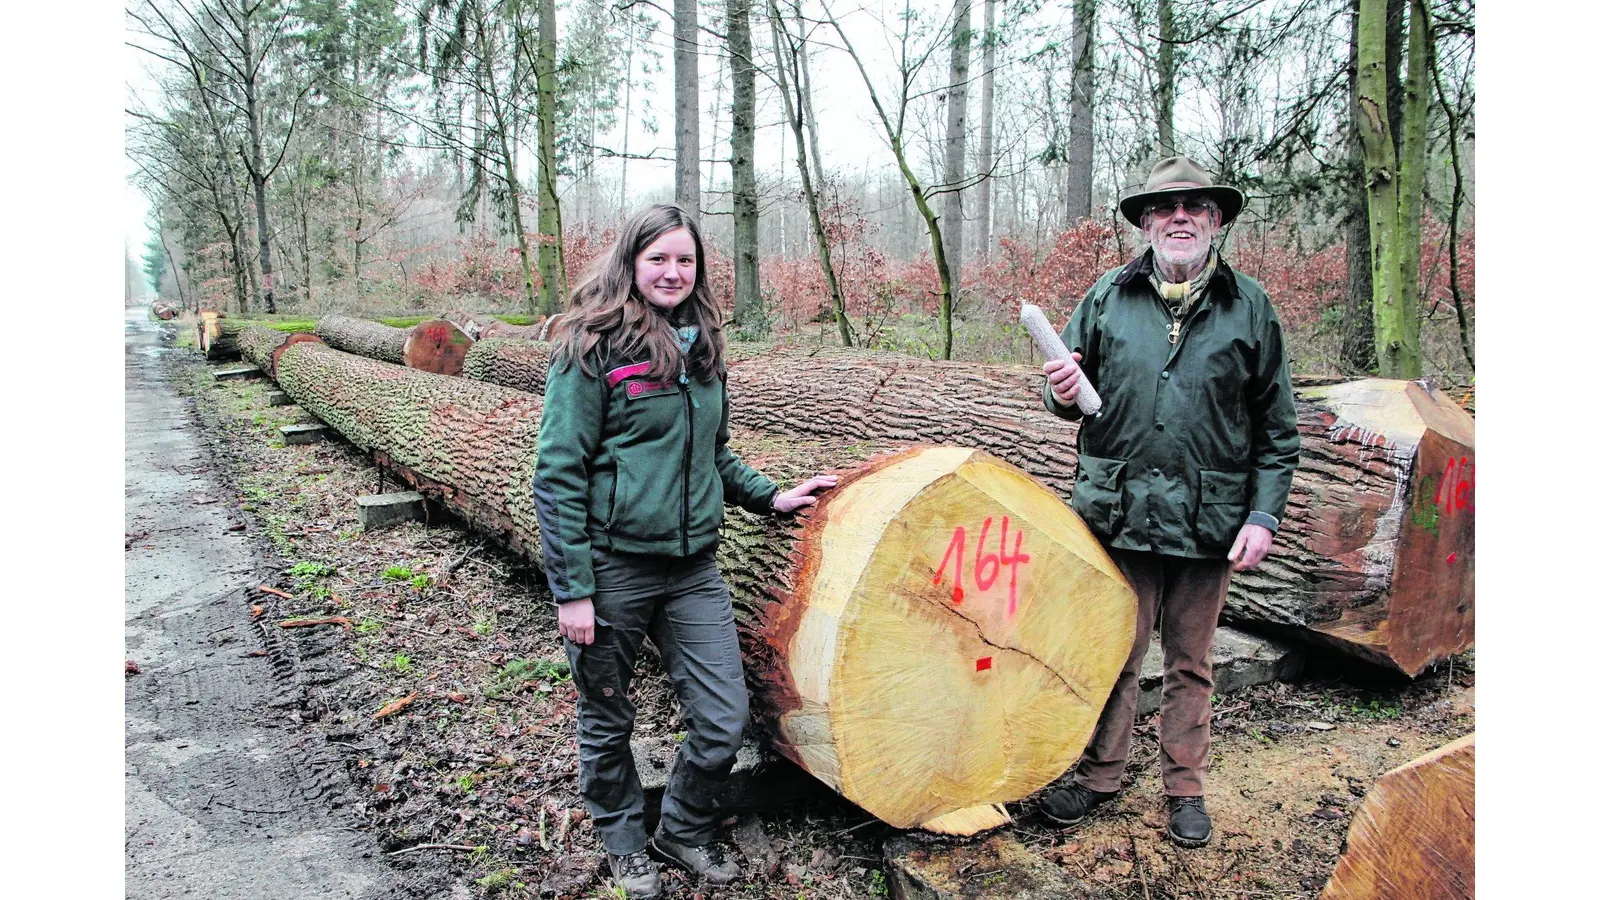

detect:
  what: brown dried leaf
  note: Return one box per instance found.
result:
[373,692,420,719]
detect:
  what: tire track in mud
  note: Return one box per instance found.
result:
[124,309,461,899]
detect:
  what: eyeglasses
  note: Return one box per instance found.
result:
[1144,197,1217,219]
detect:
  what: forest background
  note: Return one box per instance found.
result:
[123,0,1475,383]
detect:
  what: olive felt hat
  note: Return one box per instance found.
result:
[1118,155,1246,227]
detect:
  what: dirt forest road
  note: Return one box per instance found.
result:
[123,307,419,899]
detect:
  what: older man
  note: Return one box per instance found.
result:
[1038,156,1300,847]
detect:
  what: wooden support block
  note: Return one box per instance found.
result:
[356,491,427,530]
[279,423,329,445]
[212,365,264,382]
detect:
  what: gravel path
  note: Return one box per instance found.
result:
[123,308,415,899]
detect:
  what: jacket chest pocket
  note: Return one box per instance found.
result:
[1071,454,1127,537]
[1195,468,1249,549]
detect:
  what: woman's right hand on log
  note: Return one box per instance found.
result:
[558,598,596,645]
[1043,352,1085,405]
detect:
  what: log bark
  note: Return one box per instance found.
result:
[272,342,1137,833]
[454,341,1473,675]
[237,324,323,379]
[461,338,554,395]
[1321,733,1474,900]
[314,314,407,364]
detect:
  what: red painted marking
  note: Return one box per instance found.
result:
[933,517,1031,613]
[934,526,967,604]
[1446,552,1457,564]
[975,657,992,672]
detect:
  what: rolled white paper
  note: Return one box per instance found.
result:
[1020,303,1103,417]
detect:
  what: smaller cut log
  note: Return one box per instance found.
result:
[314,314,407,364]
[438,309,491,340]
[478,320,545,341]
[200,318,247,360]
[238,324,323,380]
[401,319,474,376]
[1321,733,1474,900]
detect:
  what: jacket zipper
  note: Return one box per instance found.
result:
[680,360,692,556]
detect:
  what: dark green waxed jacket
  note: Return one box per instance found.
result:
[1044,249,1300,559]
[532,347,779,603]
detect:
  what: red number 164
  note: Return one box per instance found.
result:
[933,515,1032,615]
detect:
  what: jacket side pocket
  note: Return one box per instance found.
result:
[1196,469,1250,550]
[1071,454,1128,537]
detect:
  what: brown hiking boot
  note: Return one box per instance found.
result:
[606,849,661,898]
[649,831,741,885]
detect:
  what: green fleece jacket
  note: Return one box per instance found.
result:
[532,347,779,603]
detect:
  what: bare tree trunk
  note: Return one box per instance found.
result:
[620,19,635,210]
[1355,0,1420,379]
[1341,0,1376,374]
[1064,0,1095,222]
[769,0,852,346]
[239,17,277,314]
[674,0,701,219]
[1430,19,1472,373]
[973,0,997,259]
[1393,0,1429,377]
[798,35,826,192]
[1156,0,1175,155]
[536,0,566,315]
[941,0,973,283]
[728,0,763,334]
[158,224,191,313]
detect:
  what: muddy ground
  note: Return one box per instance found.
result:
[144,322,1473,899]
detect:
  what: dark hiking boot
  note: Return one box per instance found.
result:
[649,831,741,884]
[606,849,661,898]
[1167,796,1212,848]
[1040,783,1119,826]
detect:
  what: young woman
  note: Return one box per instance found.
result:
[533,204,835,898]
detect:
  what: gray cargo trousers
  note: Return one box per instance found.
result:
[564,547,748,855]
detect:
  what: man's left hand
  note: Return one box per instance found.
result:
[1228,523,1274,572]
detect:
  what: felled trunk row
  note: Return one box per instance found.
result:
[313,314,474,376]
[271,341,1137,834]
[454,340,1474,677]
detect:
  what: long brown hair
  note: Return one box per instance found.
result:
[551,204,725,382]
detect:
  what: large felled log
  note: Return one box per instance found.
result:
[313,314,473,375]
[273,342,1136,833]
[237,324,323,379]
[1321,733,1474,899]
[458,341,1473,675]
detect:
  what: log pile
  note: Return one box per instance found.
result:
[478,320,545,341]
[271,341,1137,834]
[456,340,1474,676]
[1321,733,1474,899]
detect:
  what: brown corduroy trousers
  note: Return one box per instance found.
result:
[1073,549,1233,798]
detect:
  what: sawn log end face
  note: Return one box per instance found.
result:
[1292,379,1475,677]
[1321,733,1475,900]
[772,446,1137,831]
[402,319,475,377]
